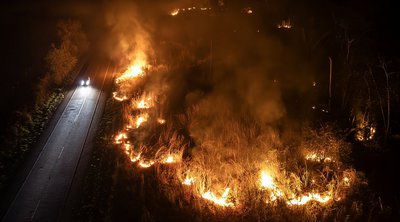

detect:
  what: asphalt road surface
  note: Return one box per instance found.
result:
[2,62,113,222]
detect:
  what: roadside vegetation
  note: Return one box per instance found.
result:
[0,19,88,191]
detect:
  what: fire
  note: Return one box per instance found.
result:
[278,18,293,29]
[138,160,155,168]
[113,92,128,102]
[114,132,127,144]
[116,64,144,83]
[109,35,360,217]
[243,7,253,14]
[157,118,166,124]
[356,126,376,141]
[182,176,195,186]
[134,96,153,109]
[260,171,275,189]
[130,152,141,163]
[123,143,131,155]
[287,193,332,205]
[171,9,179,16]
[305,152,333,163]
[201,188,234,207]
[135,113,149,128]
[260,171,284,202]
[162,155,175,164]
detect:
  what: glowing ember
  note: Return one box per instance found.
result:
[116,65,144,83]
[138,160,155,168]
[356,126,376,141]
[305,152,333,163]
[287,193,332,205]
[171,9,179,16]
[243,7,253,14]
[201,188,234,207]
[113,92,128,102]
[114,132,127,144]
[157,118,166,124]
[182,176,195,186]
[278,18,293,29]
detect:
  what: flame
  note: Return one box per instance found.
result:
[135,113,149,128]
[113,92,128,102]
[182,176,195,186]
[201,188,234,207]
[278,18,293,29]
[305,152,333,163]
[260,171,284,202]
[115,132,127,144]
[134,96,153,109]
[260,171,275,189]
[171,9,179,16]
[138,160,155,168]
[116,64,144,83]
[287,193,332,205]
[157,118,166,124]
[130,152,141,163]
[123,143,131,155]
[162,155,175,164]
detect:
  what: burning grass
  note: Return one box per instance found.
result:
[109,61,365,220]
[98,35,375,219]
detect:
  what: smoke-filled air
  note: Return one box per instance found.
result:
[103,0,364,218]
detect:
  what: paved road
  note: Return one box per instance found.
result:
[2,62,112,222]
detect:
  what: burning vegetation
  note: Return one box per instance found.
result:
[84,0,399,220]
[109,45,363,218]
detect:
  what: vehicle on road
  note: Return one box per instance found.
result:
[80,77,90,86]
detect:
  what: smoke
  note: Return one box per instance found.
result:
[93,0,320,137]
[102,1,360,212]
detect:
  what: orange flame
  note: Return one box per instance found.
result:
[201,188,235,207]
[116,64,144,83]
[260,171,275,189]
[182,176,195,186]
[138,160,155,168]
[157,118,166,124]
[287,193,332,205]
[113,92,128,102]
[135,113,148,128]
[114,132,127,144]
